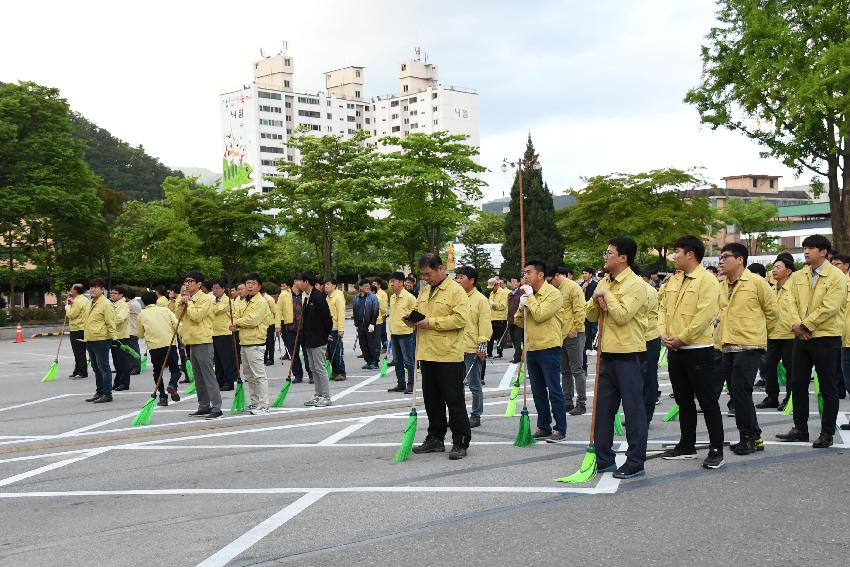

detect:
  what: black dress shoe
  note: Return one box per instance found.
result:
[205,410,224,420]
[85,394,101,402]
[840,424,850,431]
[388,386,406,392]
[755,397,778,409]
[776,428,809,442]
[613,463,645,479]
[188,409,211,417]
[812,433,833,448]
[93,395,113,403]
[404,389,413,394]
[291,379,303,384]
[114,385,129,391]
[412,437,445,454]
[448,445,467,460]
[469,416,481,428]
[220,384,234,391]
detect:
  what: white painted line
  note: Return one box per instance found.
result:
[0,449,89,465]
[0,394,74,413]
[837,412,850,446]
[0,447,110,488]
[331,369,392,402]
[498,362,519,390]
[55,394,198,438]
[317,417,376,445]
[196,490,328,567]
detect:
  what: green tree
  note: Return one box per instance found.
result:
[382,131,486,269]
[722,198,790,255]
[560,168,718,266]
[268,130,387,279]
[502,135,563,276]
[685,0,850,249]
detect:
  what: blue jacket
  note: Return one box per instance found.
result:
[353,292,378,330]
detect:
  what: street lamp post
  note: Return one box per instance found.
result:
[502,155,542,268]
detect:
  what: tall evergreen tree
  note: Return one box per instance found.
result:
[501,135,563,277]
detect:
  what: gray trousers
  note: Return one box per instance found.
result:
[561,333,587,405]
[241,345,268,408]
[189,342,221,411]
[305,346,331,398]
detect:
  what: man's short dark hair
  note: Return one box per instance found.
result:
[373,277,383,286]
[544,264,558,278]
[640,270,652,279]
[155,285,167,296]
[418,253,443,270]
[705,265,718,274]
[170,284,181,293]
[833,253,850,265]
[90,278,106,289]
[282,277,293,287]
[581,267,594,275]
[720,242,749,264]
[802,234,832,253]
[124,288,136,300]
[390,271,406,282]
[456,265,478,284]
[608,236,638,266]
[524,258,546,274]
[300,270,318,287]
[673,235,706,262]
[141,291,158,306]
[71,283,86,294]
[244,272,263,285]
[774,256,795,271]
[209,279,223,289]
[324,278,338,286]
[112,285,126,296]
[358,278,371,287]
[405,274,417,282]
[185,270,205,283]
[747,263,767,277]
[558,266,572,277]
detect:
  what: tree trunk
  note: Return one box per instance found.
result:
[322,231,333,281]
[8,232,15,309]
[828,154,848,252]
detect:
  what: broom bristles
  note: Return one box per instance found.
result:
[271,379,292,408]
[514,408,535,447]
[41,361,58,383]
[380,358,388,377]
[140,355,148,373]
[230,382,246,414]
[185,359,195,382]
[556,444,597,483]
[782,393,794,415]
[325,359,332,376]
[504,381,520,417]
[132,396,157,427]
[394,408,418,462]
[777,362,786,386]
[614,411,625,436]
[119,344,141,361]
[813,374,823,417]
[663,403,680,422]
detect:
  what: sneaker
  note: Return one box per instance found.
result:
[755,397,778,409]
[404,389,413,394]
[668,392,675,399]
[448,445,467,460]
[661,446,698,460]
[564,403,575,413]
[548,430,566,442]
[412,437,445,454]
[754,378,765,389]
[727,407,735,417]
[812,433,833,448]
[597,463,617,473]
[157,398,169,407]
[469,416,481,428]
[532,429,552,439]
[776,428,809,442]
[613,464,645,479]
[304,396,320,407]
[314,396,332,407]
[754,437,765,451]
[188,408,211,417]
[333,374,347,381]
[702,448,725,469]
[777,399,788,412]
[731,437,756,455]
[205,410,224,419]
[246,404,258,412]
[569,404,586,416]
[249,407,270,415]
[655,393,662,405]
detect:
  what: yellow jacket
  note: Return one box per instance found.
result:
[488,287,509,321]
[389,289,416,336]
[137,305,178,350]
[180,291,214,345]
[658,265,719,347]
[155,296,168,308]
[262,293,276,327]
[234,292,270,345]
[789,261,846,338]
[515,282,564,351]
[557,277,585,339]
[376,288,388,324]
[414,276,469,362]
[210,294,233,337]
[463,288,492,353]
[716,269,778,347]
[276,289,293,326]
[771,278,798,340]
[66,294,90,331]
[643,282,660,341]
[326,289,346,332]
[113,298,130,340]
[84,295,117,342]
[586,267,648,354]
[166,298,177,315]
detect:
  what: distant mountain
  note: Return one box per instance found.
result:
[173,167,221,187]
[481,194,576,214]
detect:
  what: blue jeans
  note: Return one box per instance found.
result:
[87,339,113,396]
[327,330,346,376]
[464,353,484,418]
[392,333,415,389]
[526,347,566,434]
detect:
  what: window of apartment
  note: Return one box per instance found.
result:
[347,103,355,109]
[404,118,409,124]
[348,129,355,134]
[392,126,400,132]
[347,116,356,122]
[409,96,417,103]
[261,159,278,166]
[433,106,438,112]
[287,155,294,162]
[298,110,321,118]
[327,113,332,119]
[260,146,284,154]
[355,70,361,77]
[286,129,292,134]
[285,102,292,108]
[433,119,438,125]
[390,100,399,107]
[365,105,370,111]
[285,58,291,66]
[260,133,283,139]
[262,186,273,194]
[770,179,776,188]
[403,85,409,92]
[403,106,408,111]
[356,124,362,130]
[401,64,407,71]
[327,100,331,106]
[259,105,282,113]
[297,96,320,105]
[258,91,282,100]
[432,92,438,99]
[752,178,758,188]
[355,90,361,98]
[365,118,370,124]
[284,80,291,88]
[411,123,418,129]
[259,119,284,127]
[410,110,418,116]
[390,113,398,120]
[308,124,321,131]
[356,110,361,117]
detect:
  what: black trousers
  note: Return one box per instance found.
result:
[150,346,181,397]
[285,329,311,379]
[791,336,841,435]
[213,334,238,388]
[357,327,379,365]
[488,320,507,356]
[594,353,647,469]
[420,360,471,448]
[127,335,141,374]
[264,325,275,363]
[762,338,793,402]
[643,337,662,423]
[721,350,763,439]
[112,342,132,388]
[510,324,524,363]
[70,329,87,376]
[668,347,724,449]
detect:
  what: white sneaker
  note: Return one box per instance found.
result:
[304,395,320,407]
[249,406,269,415]
[246,404,258,412]
[314,396,332,407]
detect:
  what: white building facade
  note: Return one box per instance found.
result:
[219,51,480,193]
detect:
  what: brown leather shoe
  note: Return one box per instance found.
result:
[93,395,113,403]
[812,433,833,448]
[776,428,809,442]
[569,404,586,416]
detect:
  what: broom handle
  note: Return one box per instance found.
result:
[588,312,605,444]
[150,303,188,398]
[411,333,420,406]
[520,310,528,407]
[227,290,241,379]
[284,294,305,381]
[54,312,68,360]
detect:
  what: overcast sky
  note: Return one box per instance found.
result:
[2,0,806,202]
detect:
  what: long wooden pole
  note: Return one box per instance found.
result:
[518,160,528,407]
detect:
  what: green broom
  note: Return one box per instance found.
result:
[658,346,668,369]
[777,362,786,386]
[782,392,794,416]
[504,362,523,417]
[272,379,292,407]
[813,372,823,417]
[41,313,68,383]
[379,342,392,377]
[185,357,195,381]
[663,403,680,422]
[118,342,141,361]
[132,396,157,427]
[230,382,246,414]
[514,317,534,447]
[395,334,420,462]
[325,359,333,377]
[183,374,196,395]
[140,351,148,373]
[132,307,185,427]
[614,410,625,436]
[557,312,606,483]
[272,311,302,408]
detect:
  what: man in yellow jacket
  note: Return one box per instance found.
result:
[658,236,723,469]
[66,283,90,379]
[262,288,277,366]
[110,286,132,391]
[276,279,294,361]
[409,253,471,460]
[547,266,586,415]
[388,271,416,393]
[778,235,846,448]
[84,278,117,403]
[586,237,649,479]
[757,254,797,410]
[137,291,181,406]
[716,243,778,455]
[374,277,389,351]
[516,260,566,440]
[456,266,492,428]
[181,270,221,419]
[210,279,238,391]
[324,278,347,380]
[487,277,509,358]
[231,272,271,414]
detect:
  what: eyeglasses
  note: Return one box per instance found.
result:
[602,250,618,258]
[184,278,197,284]
[718,254,737,261]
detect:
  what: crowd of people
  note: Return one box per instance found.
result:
[60,232,849,475]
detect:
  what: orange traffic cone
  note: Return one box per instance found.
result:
[15,323,24,343]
